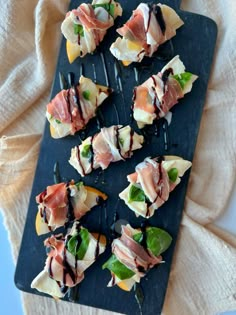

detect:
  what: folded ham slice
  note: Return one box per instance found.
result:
[132,55,198,128]
[69,125,144,176]
[46,76,112,139]
[103,224,170,291]
[61,0,122,61]
[110,3,184,65]
[119,156,192,218]
[31,222,106,299]
[35,181,107,235]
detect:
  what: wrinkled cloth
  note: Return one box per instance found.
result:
[0,1,236,315]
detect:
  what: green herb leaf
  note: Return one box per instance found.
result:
[173,72,192,89]
[119,137,124,147]
[55,119,61,124]
[74,24,84,36]
[82,90,90,101]
[168,168,178,183]
[133,227,172,257]
[128,185,146,202]
[92,3,115,18]
[81,144,92,159]
[75,181,83,190]
[67,228,90,260]
[102,254,135,280]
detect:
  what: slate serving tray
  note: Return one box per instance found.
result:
[15,1,217,314]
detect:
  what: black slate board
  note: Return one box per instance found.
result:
[15,1,217,314]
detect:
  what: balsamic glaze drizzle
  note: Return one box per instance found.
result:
[59,72,68,90]
[153,5,166,35]
[100,52,109,86]
[162,68,174,94]
[66,185,75,222]
[53,161,61,184]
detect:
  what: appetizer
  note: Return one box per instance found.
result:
[110,3,183,66]
[31,221,106,298]
[103,223,172,291]
[69,125,144,176]
[119,156,192,218]
[35,180,107,235]
[46,76,112,139]
[132,55,198,128]
[61,0,123,63]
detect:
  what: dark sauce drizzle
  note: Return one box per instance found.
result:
[77,146,86,177]
[59,72,68,90]
[60,246,76,294]
[53,161,62,184]
[73,84,85,126]
[128,128,134,157]
[92,63,97,83]
[162,68,174,94]
[39,190,52,231]
[115,126,124,159]
[66,185,75,222]
[67,72,75,87]
[114,59,126,120]
[100,52,109,86]
[110,199,120,240]
[153,4,166,35]
[162,119,169,151]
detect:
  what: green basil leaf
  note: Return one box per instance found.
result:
[82,90,90,101]
[92,3,115,18]
[128,185,146,202]
[173,72,192,89]
[168,168,178,183]
[102,254,135,280]
[75,181,83,190]
[81,144,92,159]
[74,24,84,36]
[119,137,124,147]
[67,228,90,260]
[133,227,172,257]
[55,119,61,124]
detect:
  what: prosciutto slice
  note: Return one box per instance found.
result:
[61,0,122,59]
[69,125,144,177]
[132,55,198,128]
[110,3,184,65]
[119,156,192,218]
[35,181,107,235]
[46,76,112,139]
[105,224,164,290]
[31,222,106,299]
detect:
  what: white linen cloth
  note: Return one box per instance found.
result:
[0,1,235,314]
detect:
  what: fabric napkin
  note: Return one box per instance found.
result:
[0,0,235,314]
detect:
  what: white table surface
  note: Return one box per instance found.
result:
[1,181,235,315]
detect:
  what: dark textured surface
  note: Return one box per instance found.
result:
[15,1,217,314]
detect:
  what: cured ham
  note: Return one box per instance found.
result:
[35,180,107,235]
[119,156,192,218]
[103,224,172,291]
[69,125,144,176]
[61,0,123,63]
[132,55,198,128]
[31,221,106,298]
[46,76,112,139]
[110,3,184,65]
